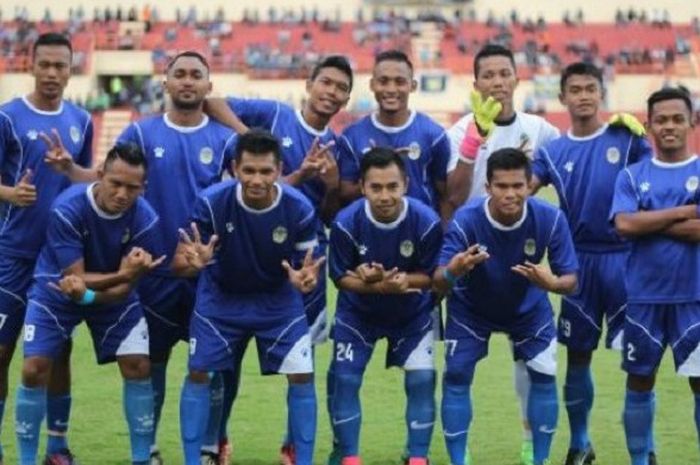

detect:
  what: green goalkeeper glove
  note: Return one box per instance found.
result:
[470,90,503,137]
[608,112,646,136]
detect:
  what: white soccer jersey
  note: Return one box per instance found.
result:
[447,112,560,199]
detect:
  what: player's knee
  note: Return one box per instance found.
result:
[443,366,474,387]
[405,369,436,393]
[335,371,362,391]
[527,367,556,385]
[688,377,700,394]
[187,370,210,384]
[150,349,171,364]
[287,372,313,384]
[0,343,16,368]
[21,356,52,387]
[118,354,151,380]
[567,349,592,366]
[627,373,656,392]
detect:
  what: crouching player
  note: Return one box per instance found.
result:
[15,143,162,465]
[435,148,579,465]
[172,129,325,465]
[329,147,442,465]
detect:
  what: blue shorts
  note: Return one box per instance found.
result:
[139,274,195,355]
[188,293,313,375]
[23,295,149,364]
[445,304,558,378]
[331,310,435,375]
[558,251,627,351]
[0,255,35,346]
[623,303,700,377]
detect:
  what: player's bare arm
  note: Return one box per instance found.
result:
[446,162,474,211]
[282,247,326,294]
[433,244,490,294]
[614,204,698,237]
[39,129,97,182]
[0,169,37,207]
[50,273,133,305]
[661,218,700,242]
[511,261,578,295]
[203,97,249,134]
[172,222,218,277]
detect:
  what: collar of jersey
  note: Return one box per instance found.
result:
[483,196,528,231]
[566,123,609,141]
[235,182,283,214]
[163,113,209,133]
[86,182,124,220]
[363,197,408,230]
[22,95,63,115]
[295,109,328,137]
[651,154,698,168]
[494,112,517,127]
[370,110,416,133]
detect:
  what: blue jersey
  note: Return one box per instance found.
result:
[191,179,318,304]
[31,182,159,305]
[226,98,337,214]
[337,111,450,211]
[533,124,652,252]
[440,197,578,323]
[329,197,442,327]
[0,97,92,259]
[610,156,700,303]
[117,114,236,273]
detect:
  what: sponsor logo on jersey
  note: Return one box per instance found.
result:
[639,181,651,193]
[27,129,38,140]
[282,137,293,148]
[154,147,165,158]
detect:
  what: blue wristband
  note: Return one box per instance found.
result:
[78,289,96,305]
[442,268,459,288]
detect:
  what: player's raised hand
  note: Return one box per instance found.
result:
[470,90,503,137]
[40,129,76,175]
[354,262,385,283]
[447,243,490,277]
[49,274,87,302]
[178,222,218,271]
[282,248,326,293]
[608,112,646,136]
[297,138,329,181]
[511,260,558,291]
[9,169,37,207]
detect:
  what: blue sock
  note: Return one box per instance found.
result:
[695,393,700,452]
[326,363,339,449]
[333,372,362,457]
[124,379,155,463]
[441,380,472,465]
[0,399,4,459]
[405,370,436,458]
[527,370,558,465]
[16,384,47,465]
[648,392,656,453]
[564,365,593,451]
[202,372,224,450]
[46,394,71,454]
[288,381,317,465]
[150,361,167,444]
[219,364,241,442]
[623,389,653,465]
[180,377,210,465]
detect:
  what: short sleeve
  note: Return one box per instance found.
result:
[629,135,654,165]
[337,134,360,182]
[428,131,450,182]
[129,200,160,257]
[446,115,469,173]
[221,133,237,178]
[417,219,443,274]
[546,211,579,276]
[226,98,279,129]
[538,120,561,147]
[439,215,470,267]
[328,219,358,283]
[609,168,640,220]
[48,207,85,271]
[190,194,217,245]
[291,200,319,261]
[532,146,552,186]
[76,118,93,168]
[116,123,144,151]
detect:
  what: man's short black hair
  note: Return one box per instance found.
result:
[235,128,281,163]
[647,86,693,119]
[560,62,604,93]
[166,50,210,73]
[104,142,148,172]
[359,147,407,180]
[374,49,414,74]
[309,55,354,91]
[33,32,72,58]
[474,44,515,77]
[486,148,532,182]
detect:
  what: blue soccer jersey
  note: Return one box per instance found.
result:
[117,114,236,272]
[191,179,319,310]
[337,112,450,211]
[30,182,159,305]
[329,197,442,328]
[610,155,700,303]
[440,197,579,323]
[533,124,653,251]
[0,97,93,259]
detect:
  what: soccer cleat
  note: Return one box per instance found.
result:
[407,458,429,465]
[340,456,361,465]
[43,449,79,465]
[564,445,596,465]
[280,444,296,465]
[648,451,658,465]
[149,451,164,465]
[520,440,534,465]
[218,438,232,465]
[200,451,219,465]
[327,445,342,465]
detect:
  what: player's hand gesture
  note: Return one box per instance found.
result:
[9,169,37,207]
[447,244,490,277]
[40,129,76,175]
[49,274,87,302]
[298,138,334,182]
[317,143,339,191]
[470,90,503,137]
[282,248,326,293]
[511,260,558,291]
[350,262,385,283]
[178,222,218,271]
[121,247,166,280]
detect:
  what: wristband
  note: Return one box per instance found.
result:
[459,122,483,163]
[442,268,460,288]
[78,288,96,305]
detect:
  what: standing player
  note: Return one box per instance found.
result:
[436,148,579,465]
[531,62,652,465]
[329,148,442,465]
[444,45,560,463]
[173,129,325,465]
[610,87,700,465]
[15,143,162,465]
[204,55,353,463]
[0,32,94,465]
[336,50,451,222]
[116,50,237,465]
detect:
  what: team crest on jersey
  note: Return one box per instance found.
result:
[272,226,288,244]
[406,142,421,160]
[523,238,536,256]
[199,147,214,165]
[282,137,293,148]
[26,129,38,140]
[154,147,165,158]
[606,147,621,164]
[69,126,80,144]
[121,228,131,244]
[686,176,699,192]
[400,240,414,257]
